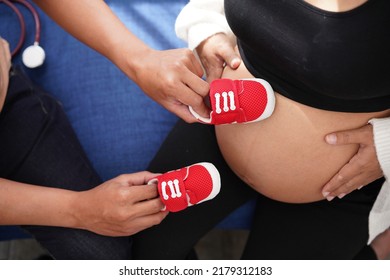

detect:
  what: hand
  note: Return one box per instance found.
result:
[0,38,11,112]
[73,172,168,237]
[322,124,383,200]
[129,48,211,123]
[195,33,241,83]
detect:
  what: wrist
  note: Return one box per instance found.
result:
[108,33,152,82]
[66,190,87,230]
[369,117,390,177]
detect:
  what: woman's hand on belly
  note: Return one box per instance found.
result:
[321,124,384,201]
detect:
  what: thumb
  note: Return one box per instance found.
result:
[219,44,241,69]
[227,56,241,69]
[325,125,372,145]
[206,66,223,83]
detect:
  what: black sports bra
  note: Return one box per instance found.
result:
[224,0,390,112]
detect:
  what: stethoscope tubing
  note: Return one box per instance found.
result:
[0,0,41,57]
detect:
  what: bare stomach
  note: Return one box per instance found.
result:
[216,64,390,203]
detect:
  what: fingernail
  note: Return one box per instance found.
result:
[358,185,364,190]
[326,196,335,201]
[231,58,240,68]
[322,191,330,198]
[338,193,346,199]
[326,134,337,144]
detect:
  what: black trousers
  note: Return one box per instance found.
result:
[132,120,379,259]
[0,67,132,259]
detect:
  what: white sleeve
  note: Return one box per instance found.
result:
[370,118,390,177]
[175,0,236,50]
[367,117,390,243]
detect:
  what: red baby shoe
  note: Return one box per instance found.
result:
[148,162,221,212]
[190,78,275,125]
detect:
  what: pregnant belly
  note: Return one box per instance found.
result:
[216,65,389,203]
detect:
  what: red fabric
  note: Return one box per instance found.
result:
[208,78,269,124]
[156,168,188,212]
[155,165,213,212]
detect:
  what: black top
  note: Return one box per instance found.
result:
[224,0,390,112]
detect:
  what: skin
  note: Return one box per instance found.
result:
[0,39,167,237]
[2,0,213,239]
[194,16,389,259]
[323,125,383,200]
[0,173,168,237]
[32,0,211,122]
[195,33,241,83]
[303,0,384,200]
[0,38,11,112]
[304,0,369,12]
[194,23,383,203]
[370,229,390,259]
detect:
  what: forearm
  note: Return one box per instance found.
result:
[32,0,150,80]
[0,38,11,112]
[0,178,78,228]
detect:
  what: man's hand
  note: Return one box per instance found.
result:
[129,48,211,123]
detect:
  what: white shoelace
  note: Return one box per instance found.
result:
[161,179,182,200]
[214,91,236,114]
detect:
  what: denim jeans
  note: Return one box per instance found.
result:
[0,67,132,259]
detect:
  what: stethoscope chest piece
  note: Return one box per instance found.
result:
[22,43,45,68]
[1,0,44,68]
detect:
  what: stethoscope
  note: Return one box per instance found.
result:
[0,0,45,68]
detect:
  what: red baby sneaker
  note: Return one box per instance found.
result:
[190,78,275,125]
[148,162,221,212]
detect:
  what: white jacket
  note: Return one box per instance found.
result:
[176,0,390,244]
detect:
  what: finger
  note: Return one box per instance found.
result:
[161,95,205,123]
[219,44,241,69]
[205,65,224,83]
[168,103,200,123]
[325,173,375,200]
[322,160,363,196]
[324,179,359,200]
[185,49,205,78]
[200,55,225,82]
[127,184,160,202]
[123,211,168,235]
[0,39,11,66]
[325,124,372,145]
[173,80,210,119]
[116,171,156,186]
[182,69,210,98]
[133,197,166,216]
